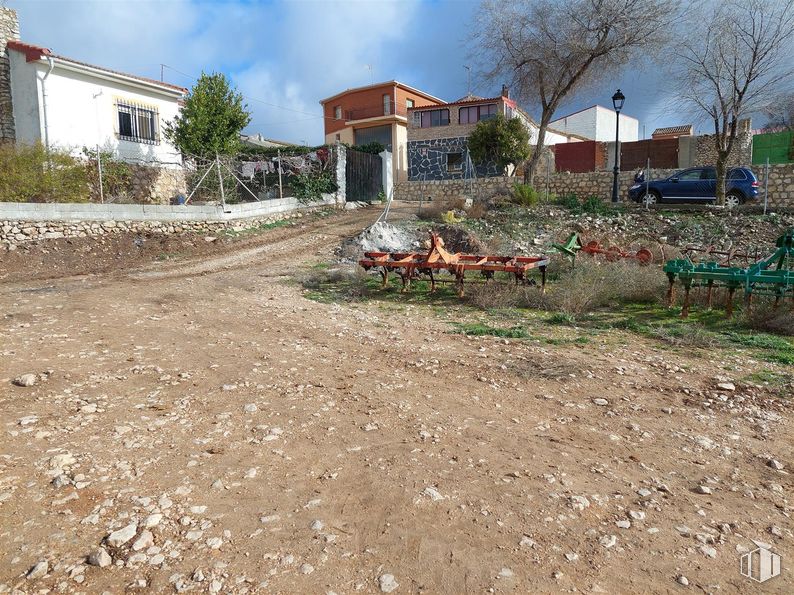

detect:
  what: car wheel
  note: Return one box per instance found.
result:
[641,191,660,206]
[725,192,743,209]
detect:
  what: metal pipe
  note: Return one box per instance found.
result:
[39,57,55,156]
[93,90,104,203]
[611,111,620,203]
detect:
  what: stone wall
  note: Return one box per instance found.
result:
[407,137,501,181]
[0,7,19,143]
[694,119,753,167]
[394,176,512,202]
[1,211,310,251]
[394,162,794,209]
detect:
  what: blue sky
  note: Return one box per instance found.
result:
[8,0,686,144]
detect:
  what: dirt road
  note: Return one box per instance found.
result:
[1,204,791,594]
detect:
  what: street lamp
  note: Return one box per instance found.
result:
[611,88,625,203]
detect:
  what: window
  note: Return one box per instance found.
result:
[728,169,747,180]
[335,133,341,142]
[117,102,158,144]
[417,108,450,128]
[700,168,716,180]
[459,103,498,124]
[383,94,391,116]
[677,169,702,181]
[334,105,342,120]
[447,152,463,172]
[406,98,415,109]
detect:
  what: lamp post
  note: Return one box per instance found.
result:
[611,88,625,203]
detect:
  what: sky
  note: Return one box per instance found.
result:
[7,0,688,145]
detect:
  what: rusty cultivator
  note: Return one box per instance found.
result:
[359,232,549,297]
[552,232,653,266]
[663,229,794,318]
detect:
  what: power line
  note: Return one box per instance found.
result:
[161,64,338,123]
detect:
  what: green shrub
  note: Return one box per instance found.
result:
[510,183,540,206]
[555,193,580,210]
[0,142,89,203]
[291,171,338,203]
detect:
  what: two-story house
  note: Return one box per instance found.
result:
[319,80,444,181]
[406,88,579,181]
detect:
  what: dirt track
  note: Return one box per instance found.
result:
[1,204,792,594]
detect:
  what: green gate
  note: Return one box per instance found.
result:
[752,131,793,164]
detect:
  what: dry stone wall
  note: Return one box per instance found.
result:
[0,7,20,143]
[394,163,794,209]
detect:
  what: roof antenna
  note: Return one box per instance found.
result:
[365,64,373,84]
[463,65,471,97]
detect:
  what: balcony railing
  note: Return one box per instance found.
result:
[345,104,408,121]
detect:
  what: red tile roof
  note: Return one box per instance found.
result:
[6,40,188,94]
[652,124,693,136]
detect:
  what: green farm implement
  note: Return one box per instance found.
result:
[663,230,794,317]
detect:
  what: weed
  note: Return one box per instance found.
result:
[548,312,576,325]
[452,322,530,339]
[510,183,540,206]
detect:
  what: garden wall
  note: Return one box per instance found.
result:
[393,163,794,209]
[0,194,339,250]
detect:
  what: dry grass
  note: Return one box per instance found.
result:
[743,303,794,336]
[466,259,667,316]
[466,201,488,219]
[422,198,467,221]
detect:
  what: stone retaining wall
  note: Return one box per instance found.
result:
[394,163,794,208]
[0,194,340,250]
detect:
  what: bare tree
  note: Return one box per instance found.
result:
[475,0,679,186]
[677,0,794,205]
[762,93,794,131]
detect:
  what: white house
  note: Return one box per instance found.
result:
[5,39,187,167]
[550,105,639,143]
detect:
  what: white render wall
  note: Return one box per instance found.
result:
[8,52,183,166]
[550,105,638,143]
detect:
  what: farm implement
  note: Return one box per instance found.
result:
[663,229,794,318]
[552,232,653,265]
[359,232,549,297]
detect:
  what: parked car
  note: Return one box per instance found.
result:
[628,166,759,208]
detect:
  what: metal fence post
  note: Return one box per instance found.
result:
[96,146,105,204]
[216,153,226,208]
[763,157,769,215]
[645,157,650,210]
[277,149,283,199]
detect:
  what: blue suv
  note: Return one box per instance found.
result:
[628,166,759,208]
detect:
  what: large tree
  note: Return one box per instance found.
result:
[763,94,794,130]
[467,114,531,172]
[165,72,251,158]
[475,0,679,185]
[676,0,794,206]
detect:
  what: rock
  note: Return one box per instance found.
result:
[629,510,646,521]
[565,552,579,562]
[519,535,536,548]
[106,523,138,547]
[767,459,784,470]
[677,575,689,586]
[599,535,617,548]
[379,573,399,593]
[132,530,154,551]
[616,520,631,529]
[637,488,652,499]
[498,568,514,578]
[310,519,324,531]
[13,373,37,387]
[206,537,223,549]
[592,398,609,406]
[421,486,444,501]
[701,545,717,558]
[26,561,48,579]
[716,382,735,391]
[695,485,712,495]
[87,548,112,568]
[300,563,314,575]
[143,513,163,528]
[570,495,590,511]
[244,403,258,413]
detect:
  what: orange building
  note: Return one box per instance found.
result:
[319,81,444,181]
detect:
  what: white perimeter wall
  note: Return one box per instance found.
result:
[8,52,183,166]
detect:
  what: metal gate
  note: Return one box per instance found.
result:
[346,148,383,202]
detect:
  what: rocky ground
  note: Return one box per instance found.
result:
[1,202,792,594]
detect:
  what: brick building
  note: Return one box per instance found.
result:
[319,81,444,181]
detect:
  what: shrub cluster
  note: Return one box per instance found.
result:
[0,142,88,203]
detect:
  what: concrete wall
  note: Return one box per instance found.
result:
[8,50,183,166]
[0,7,19,142]
[550,106,639,142]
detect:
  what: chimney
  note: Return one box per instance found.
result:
[501,84,510,99]
[0,6,20,143]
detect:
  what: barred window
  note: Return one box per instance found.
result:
[117,102,159,144]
